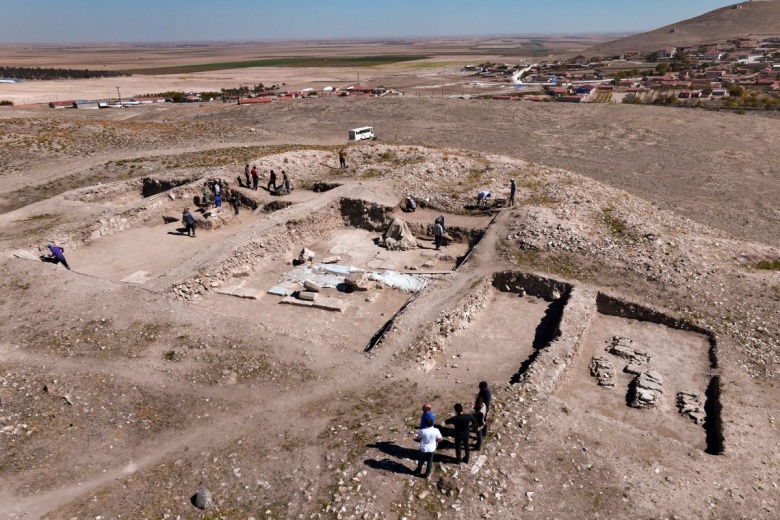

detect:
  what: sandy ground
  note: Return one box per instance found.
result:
[0,56,779,520]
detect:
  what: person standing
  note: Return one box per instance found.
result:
[251,165,259,191]
[445,403,476,464]
[201,182,210,208]
[435,214,445,232]
[414,417,442,479]
[477,381,492,436]
[508,179,517,207]
[338,148,347,169]
[420,403,435,430]
[268,170,277,192]
[181,209,196,237]
[472,397,486,451]
[282,171,290,194]
[244,163,251,188]
[214,192,222,208]
[230,189,240,215]
[433,220,444,250]
[45,243,71,270]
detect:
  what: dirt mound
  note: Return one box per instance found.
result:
[379,217,417,250]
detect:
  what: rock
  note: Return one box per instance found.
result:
[422,261,434,268]
[589,356,615,387]
[624,363,643,375]
[321,256,341,264]
[193,486,213,509]
[298,248,316,264]
[379,218,417,250]
[303,280,322,292]
[297,291,317,301]
[345,271,370,291]
[676,391,706,424]
[630,371,664,408]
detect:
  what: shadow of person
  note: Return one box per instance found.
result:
[363,458,415,476]
[167,227,191,236]
[366,441,418,461]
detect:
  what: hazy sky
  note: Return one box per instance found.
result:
[0,0,738,43]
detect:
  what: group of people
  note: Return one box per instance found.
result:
[476,179,516,208]
[244,163,292,194]
[200,180,240,214]
[414,381,492,478]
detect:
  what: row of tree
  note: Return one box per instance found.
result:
[0,66,130,81]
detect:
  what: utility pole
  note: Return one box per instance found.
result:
[116,86,122,106]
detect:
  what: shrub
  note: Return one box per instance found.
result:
[0,100,12,106]
[756,258,780,270]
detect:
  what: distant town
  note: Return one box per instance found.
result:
[6,33,780,113]
[467,33,780,110]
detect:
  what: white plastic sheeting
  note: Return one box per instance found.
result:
[281,263,429,293]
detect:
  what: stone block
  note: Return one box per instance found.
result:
[297,291,317,301]
[303,280,322,292]
[345,271,370,291]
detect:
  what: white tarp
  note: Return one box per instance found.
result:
[280,263,429,293]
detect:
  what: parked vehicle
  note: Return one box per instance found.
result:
[348,126,375,141]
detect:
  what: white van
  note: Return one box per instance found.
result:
[348,127,375,141]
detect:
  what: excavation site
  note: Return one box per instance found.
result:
[1,106,778,520]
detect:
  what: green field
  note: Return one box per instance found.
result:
[128,55,430,75]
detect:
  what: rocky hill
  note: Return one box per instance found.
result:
[589,0,780,55]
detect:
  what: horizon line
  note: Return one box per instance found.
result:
[0,32,637,47]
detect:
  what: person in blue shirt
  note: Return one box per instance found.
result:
[420,402,435,430]
[45,243,70,270]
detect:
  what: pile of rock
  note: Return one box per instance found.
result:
[676,391,706,424]
[379,218,417,250]
[607,336,650,366]
[589,356,615,387]
[629,371,664,408]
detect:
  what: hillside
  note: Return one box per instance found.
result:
[589,0,780,55]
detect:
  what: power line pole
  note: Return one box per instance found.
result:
[116,86,122,106]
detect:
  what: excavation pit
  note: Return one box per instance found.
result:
[556,296,721,454]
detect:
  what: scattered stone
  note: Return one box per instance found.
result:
[321,256,341,264]
[303,280,322,292]
[298,248,316,264]
[297,291,317,302]
[623,363,643,375]
[607,336,650,365]
[193,486,213,509]
[345,271,370,291]
[676,391,706,424]
[216,286,262,300]
[422,261,434,268]
[630,371,664,408]
[379,218,417,250]
[267,286,293,297]
[589,356,615,387]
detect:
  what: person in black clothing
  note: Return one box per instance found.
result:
[473,397,486,451]
[182,209,196,237]
[445,403,476,464]
[244,163,251,188]
[229,189,240,216]
[478,381,492,436]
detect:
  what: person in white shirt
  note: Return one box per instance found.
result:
[414,417,442,478]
